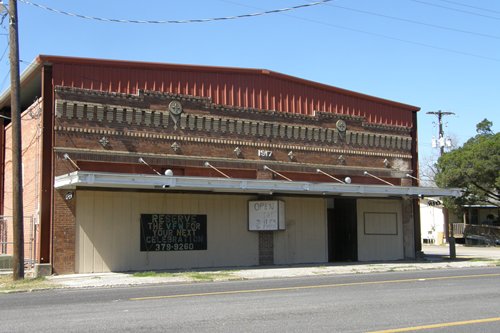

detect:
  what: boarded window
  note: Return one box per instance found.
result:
[363,212,398,235]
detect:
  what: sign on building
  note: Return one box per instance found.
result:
[248,200,285,231]
[140,214,207,251]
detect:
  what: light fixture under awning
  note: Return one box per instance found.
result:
[54,171,462,198]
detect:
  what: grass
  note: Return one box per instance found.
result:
[132,271,176,278]
[0,274,56,293]
[184,271,235,281]
[132,270,237,282]
[462,258,500,266]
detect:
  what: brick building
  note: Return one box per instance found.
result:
[0,55,458,275]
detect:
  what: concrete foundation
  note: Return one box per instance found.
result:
[34,263,52,277]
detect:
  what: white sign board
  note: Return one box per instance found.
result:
[248,200,285,231]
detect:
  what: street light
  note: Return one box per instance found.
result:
[1,0,24,280]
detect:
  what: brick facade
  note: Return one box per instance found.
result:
[52,189,76,274]
[2,100,43,261]
[52,87,414,182]
[1,56,423,274]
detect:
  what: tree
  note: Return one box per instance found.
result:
[435,119,499,208]
[419,133,460,187]
[476,118,493,135]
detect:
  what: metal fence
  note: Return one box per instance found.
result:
[452,223,465,238]
[0,215,37,269]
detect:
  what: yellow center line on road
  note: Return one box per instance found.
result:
[367,316,500,332]
[129,273,500,301]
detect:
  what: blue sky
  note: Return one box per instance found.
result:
[1,0,499,169]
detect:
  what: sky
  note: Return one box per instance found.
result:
[1,0,499,172]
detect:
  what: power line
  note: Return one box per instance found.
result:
[221,0,500,62]
[436,0,500,15]
[0,43,7,62]
[1,11,8,26]
[282,10,500,62]
[324,3,500,40]
[0,59,32,91]
[18,0,333,24]
[410,0,500,20]
[0,69,9,90]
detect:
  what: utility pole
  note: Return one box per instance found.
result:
[427,110,455,259]
[427,110,454,156]
[1,0,24,279]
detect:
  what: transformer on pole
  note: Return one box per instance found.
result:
[427,110,456,259]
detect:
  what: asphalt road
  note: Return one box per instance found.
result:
[1,267,500,332]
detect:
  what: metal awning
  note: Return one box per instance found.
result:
[54,171,461,198]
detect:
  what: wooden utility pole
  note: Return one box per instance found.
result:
[6,0,24,280]
[427,110,455,259]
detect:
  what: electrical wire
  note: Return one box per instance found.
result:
[289,12,500,62]
[410,0,500,20]
[0,44,8,62]
[222,0,499,62]
[0,70,10,92]
[15,0,499,62]
[4,118,42,154]
[436,0,500,15]
[324,3,500,40]
[1,11,8,26]
[1,59,34,91]
[18,0,333,24]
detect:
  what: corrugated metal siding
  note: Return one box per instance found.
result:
[52,63,414,127]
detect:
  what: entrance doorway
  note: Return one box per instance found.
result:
[327,198,357,262]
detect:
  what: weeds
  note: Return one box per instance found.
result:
[185,271,235,281]
[132,271,175,278]
[132,270,236,281]
[0,275,55,293]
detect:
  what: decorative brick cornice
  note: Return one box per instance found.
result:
[54,125,412,159]
[55,98,413,152]
[55,86,144,102]
[362,121,412,134]
[314,110,364,122]
[54,86,414,131]
[140,89,213,105]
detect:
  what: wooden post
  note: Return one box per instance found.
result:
[7,0,24,280]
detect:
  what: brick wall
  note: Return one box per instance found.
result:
[2,99,43,261]
[258,232,274,265]
[52,189,76,274]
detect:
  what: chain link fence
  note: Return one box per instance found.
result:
[0,215,37,270]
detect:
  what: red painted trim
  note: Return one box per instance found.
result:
[37,55,420,112]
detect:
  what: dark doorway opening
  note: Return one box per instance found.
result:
[328,198,358,262]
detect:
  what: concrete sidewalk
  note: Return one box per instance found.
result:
[44,244,500,289]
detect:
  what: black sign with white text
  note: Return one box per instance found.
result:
[140,214,207,252]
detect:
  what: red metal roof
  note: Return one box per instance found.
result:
[39,55,418,127]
